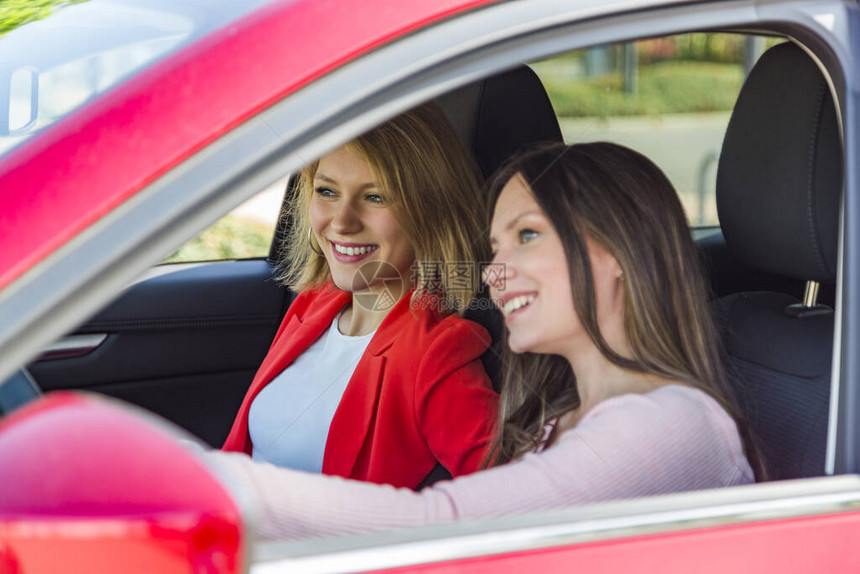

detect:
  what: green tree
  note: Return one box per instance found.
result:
[0,0,88,37]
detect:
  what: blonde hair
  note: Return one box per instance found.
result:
[278,103,487,313]
[484,142,765,480]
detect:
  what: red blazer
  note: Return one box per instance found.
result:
[222,284,498,489]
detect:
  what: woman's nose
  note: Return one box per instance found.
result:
[330,202,361,233]
[482,252,513,290]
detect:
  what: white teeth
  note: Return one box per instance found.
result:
[334,244,376,256]
[503,295,536,316]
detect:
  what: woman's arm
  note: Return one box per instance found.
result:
[208,386,752,541]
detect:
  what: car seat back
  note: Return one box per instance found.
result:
[715,43,842,480]
[436,65,563,393]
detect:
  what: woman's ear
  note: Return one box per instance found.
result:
[585,236,621,278]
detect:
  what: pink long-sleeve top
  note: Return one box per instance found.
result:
[209,385,754,541]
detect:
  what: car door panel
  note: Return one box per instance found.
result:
[28,259,291,446]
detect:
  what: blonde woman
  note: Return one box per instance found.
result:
[213,142,758,540]
[222,104,498,489]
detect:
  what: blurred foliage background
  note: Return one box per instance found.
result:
[164,216,275,264]
[533,33,784,118]
[540,61,744,117]
[0,0,87,36]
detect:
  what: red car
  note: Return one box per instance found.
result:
[1,0,859,572]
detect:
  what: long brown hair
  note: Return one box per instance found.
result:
[484,142,764,480]
[279,102,487,313]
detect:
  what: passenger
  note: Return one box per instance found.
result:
[211,142,758,540]
[222,103,498,490]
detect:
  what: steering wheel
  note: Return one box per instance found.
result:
[0,367,43,416]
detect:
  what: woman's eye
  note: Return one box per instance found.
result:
[365,193,384,204]
[519,229,538,243]
[314,186,337,198]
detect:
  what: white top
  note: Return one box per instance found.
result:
[213,385,755,541]
[248,314,375,471]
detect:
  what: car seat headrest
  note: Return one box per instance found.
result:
[716,42,842,283]
[436,65,563,178]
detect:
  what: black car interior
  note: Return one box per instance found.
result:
[713,42,840,480]
[7,40,842,485]
[25,260,289,445]
[0,368,41,416]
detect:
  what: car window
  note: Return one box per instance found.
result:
[530,33,785,227]
[162,176,287,263]
[166,33,783,262]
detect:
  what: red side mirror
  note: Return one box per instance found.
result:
[0,393,245,574]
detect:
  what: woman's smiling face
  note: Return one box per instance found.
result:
[486,174,621,357]
[310,145,415,294]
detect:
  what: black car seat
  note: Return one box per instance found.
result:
[714,42,842,480]
[436,65,563,180]
[412,66,562,489]
[435,65,563,392]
